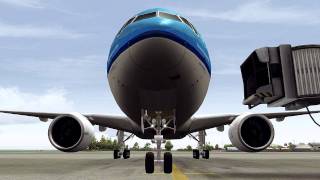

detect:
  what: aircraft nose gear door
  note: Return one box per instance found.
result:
[141,109,176,174]
[113,130,134,159]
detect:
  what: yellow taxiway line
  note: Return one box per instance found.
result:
[172,164,189,180]
[144,164,217,179]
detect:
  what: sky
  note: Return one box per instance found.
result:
[0,0,320,150]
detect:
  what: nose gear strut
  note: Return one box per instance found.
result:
[141,109,176,174]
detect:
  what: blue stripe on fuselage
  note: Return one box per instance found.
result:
[107,14,211,74]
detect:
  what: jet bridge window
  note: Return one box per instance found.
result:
[133,12,157,22]
[158,12,181,22]
[180,16,198,35]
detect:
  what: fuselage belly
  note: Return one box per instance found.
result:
[108,37,210,139]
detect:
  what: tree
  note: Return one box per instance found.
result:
[204,143,214,151]
[132,142,139,150]
[214,144,219,150]
[186,145,192,151]
[165,141,173,151]
[96,135,118,150]
[112,139,120,150]
[98,135,108,150]
[143,143,151,151]
[88,137,98,150]
[87,136,120,151]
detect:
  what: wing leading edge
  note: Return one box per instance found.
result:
[1,110,319,135]
[0,110,140,134]
[181,111,320,133]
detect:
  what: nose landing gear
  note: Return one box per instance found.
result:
[163,152,173,173]
[145,152,154,173]
[141,110,176,174]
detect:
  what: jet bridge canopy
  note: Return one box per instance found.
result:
[241,44,320,110]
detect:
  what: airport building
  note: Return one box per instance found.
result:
[309,143,320,151]
[225,147,238,151]
[294,143,312,151]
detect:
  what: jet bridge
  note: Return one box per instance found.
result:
[241,44,320,110]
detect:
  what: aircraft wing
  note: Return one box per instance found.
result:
[184,111,320,133]
[0,110,140,133]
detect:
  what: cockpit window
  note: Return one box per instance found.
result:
[159,12,181,22]
[180,16,198,35]
[133,12,157,22]
[117,12,199,37]
[117,17,134,35]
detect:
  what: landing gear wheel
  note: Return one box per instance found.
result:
[193,149,199,159]
[123,149,130,159]
[113,150,120,159]
[163,152,172,173]
[202,150,209,159]
[145,152,154,174]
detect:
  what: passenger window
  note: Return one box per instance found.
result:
[133,12,157,22]
[180,16,198,35]
[159,12,181,22]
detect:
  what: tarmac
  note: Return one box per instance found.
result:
[0,151,319,180]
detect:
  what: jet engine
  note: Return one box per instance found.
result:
[228,113,274,152]
[48,113,95,152]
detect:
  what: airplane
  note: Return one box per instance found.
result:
[1,8,319,174]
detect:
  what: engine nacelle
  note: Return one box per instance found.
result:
[228,113,274,152]
[48,112,95,152]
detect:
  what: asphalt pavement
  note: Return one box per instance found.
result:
[0,151,319,180]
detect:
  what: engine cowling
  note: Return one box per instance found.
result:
[48,112,95,152]
[228,113,274,152]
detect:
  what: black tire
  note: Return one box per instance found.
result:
[113,150,120,159]
[202,150,209,159]
[123,149,130,159]
[193,149,199,159]
[145,152,154,174]
[163,152,172,173]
